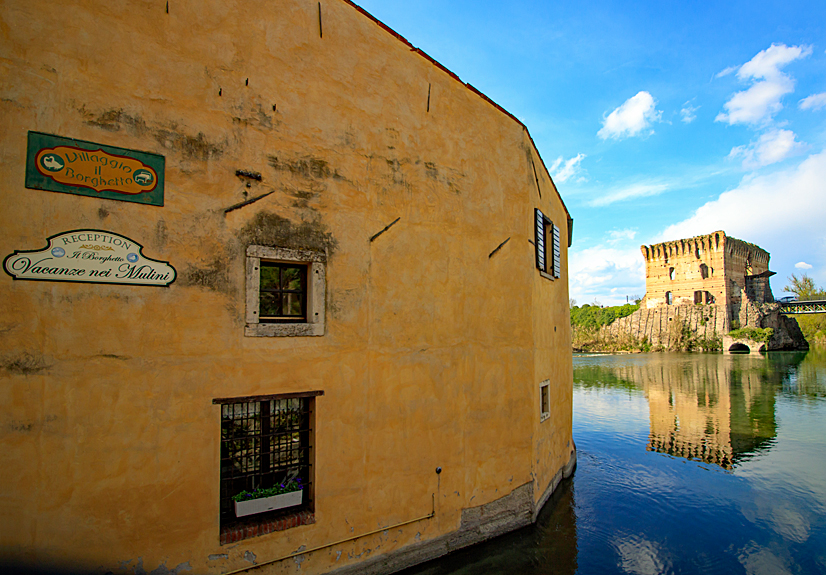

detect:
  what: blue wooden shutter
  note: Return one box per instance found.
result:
[535,209,546,271]
[552,223,561,278]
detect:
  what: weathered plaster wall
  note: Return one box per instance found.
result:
[0,1,572,574]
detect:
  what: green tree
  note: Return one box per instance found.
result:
[783,274,826,301]
[783,274,826,346]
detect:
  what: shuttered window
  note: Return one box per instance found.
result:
[535,209,547,272]
[552,223,561,279]
[535,209,561,279]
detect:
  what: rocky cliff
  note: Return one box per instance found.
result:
[598,302,807,352]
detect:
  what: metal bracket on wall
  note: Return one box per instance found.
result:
[370,217,401,242]
[223,191,273,214]
[489,237,510,259]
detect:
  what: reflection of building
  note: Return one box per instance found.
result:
[644,357,778,469]
[602,356,779,469]
[0,1,576,574]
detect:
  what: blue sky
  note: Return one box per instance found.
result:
[354,0,826,305]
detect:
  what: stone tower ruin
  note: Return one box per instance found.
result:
[640,231,774,321]
[623,230,806,350]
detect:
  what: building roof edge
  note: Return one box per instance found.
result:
[340,0,571,222]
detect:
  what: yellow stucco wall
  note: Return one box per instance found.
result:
[0,1,573,573]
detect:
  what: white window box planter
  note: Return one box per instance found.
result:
[234,490,303,517]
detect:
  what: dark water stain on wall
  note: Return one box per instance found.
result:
[268,155,344,180]
[231,102,278,130]
[1,351,50,374]
[237,211,338,256]
[80,107,225,161]
[178,257,234,295]
[155,219,168,249]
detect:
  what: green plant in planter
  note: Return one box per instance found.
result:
[232,477,303,502]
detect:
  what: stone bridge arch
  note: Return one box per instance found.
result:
[722,336,766,354]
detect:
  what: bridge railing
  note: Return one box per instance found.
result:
[777,300,826,314]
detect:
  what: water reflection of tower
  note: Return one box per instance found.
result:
[639,356,778,469]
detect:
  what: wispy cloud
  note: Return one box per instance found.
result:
[715,65,738,79]
[728,129,806,169]
[550,153,587,184]
[607,228,638,245]
[799,92,826,111]
[598,91,662,140]
[680,102,699,123]
[795,262,813,270]
[716,44,812,126]
[588,181,670,207]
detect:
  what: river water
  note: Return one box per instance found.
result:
[400,350,826,575]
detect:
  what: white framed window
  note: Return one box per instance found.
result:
[245,246,326,337]
[539,380,550,422]
[534,209,560,280]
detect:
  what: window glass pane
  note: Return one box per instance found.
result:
[283,293,303,317]
[282,267,303,291]
[260,265,281,290]
[260,292,281,316]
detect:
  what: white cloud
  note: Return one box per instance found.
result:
[715,65,738,79]
[550,153,586,184]
[680,102,699,123]
[737,44,811,80]
[569,244,646,306]
[795,262,813,269]
[716,44,812,126]
[607,228,638,245]
[598,91,662,140]
[589,181,670,207]
[658,150,826,249]
[799,92,826,111]
[728,129,806,169]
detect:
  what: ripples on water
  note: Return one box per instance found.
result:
[400,350,826,575]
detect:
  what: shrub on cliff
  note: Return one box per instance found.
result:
[570,303,639,330]
[728,327,774,343]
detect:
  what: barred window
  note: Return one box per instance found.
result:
[214,391,321,539]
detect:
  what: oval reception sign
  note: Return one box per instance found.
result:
[4,230,176,287]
